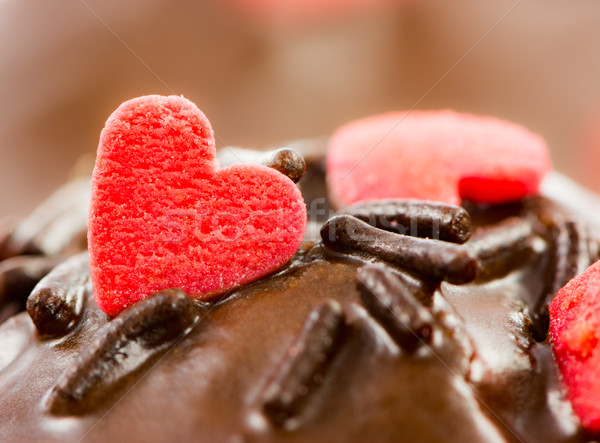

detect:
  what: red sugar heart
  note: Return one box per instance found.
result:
[549,261,600,433]
[326,110,551,208]
[88,95,306,316]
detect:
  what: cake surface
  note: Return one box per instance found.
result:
[0,136,599,442]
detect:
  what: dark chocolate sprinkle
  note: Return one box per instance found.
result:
[4,178,90,257]
[552,220,590,293]
[320,215,478,285]
[26,252,90,338]
[261,299,346,427]
[430,292,476,377]
[217,147,306,183]
[344,200,471,244]
[46,289,198,415]
[466,217,538,279]
[264,148,306,184]
[391,269,438,307]
[0,255,65,319]
[357,264,435,353]
[533,219,595,340]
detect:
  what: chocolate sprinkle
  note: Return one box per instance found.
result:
[320,215,478,284]
[344,200,471,244]
[533,219,595,340]
[466,217,538,280]
[261,299,346,427]
[357,264,435,353]
[0,255,65,319]
[46,289,198,415]
[4,178,90,257]
[391,269,438,307]
[26,252,90,338]
[217,147,306,183]
[264,148,306,184]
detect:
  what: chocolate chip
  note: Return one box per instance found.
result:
[466,217,539,280]
[357,264,435,353]
[46,289,198,415]
[344,200,471,244]
[320,215,478,284]
[26,252,90,338]
[261,299,346,427]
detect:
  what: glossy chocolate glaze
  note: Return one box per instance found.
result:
[0,141,598,442]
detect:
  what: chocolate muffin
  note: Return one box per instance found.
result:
[0,131,599,442]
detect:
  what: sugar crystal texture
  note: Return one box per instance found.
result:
[88,95,307,316]
[326,110,551,207]
[550,260,600,433]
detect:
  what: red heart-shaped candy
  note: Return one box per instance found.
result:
[89,95,306,316]
[326,110,551,207]
[550,260,600,433]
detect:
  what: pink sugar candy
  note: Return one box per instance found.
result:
[326,110,551,208]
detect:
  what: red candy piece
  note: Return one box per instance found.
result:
[326,111,551,208]
[550,261,600,433]
[89,96,306,316]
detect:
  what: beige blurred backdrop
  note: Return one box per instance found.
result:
[2,0,600,216]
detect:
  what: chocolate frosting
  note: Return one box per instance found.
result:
[0,140,598,442]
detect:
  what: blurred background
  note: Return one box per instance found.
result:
[2,0,600,216]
